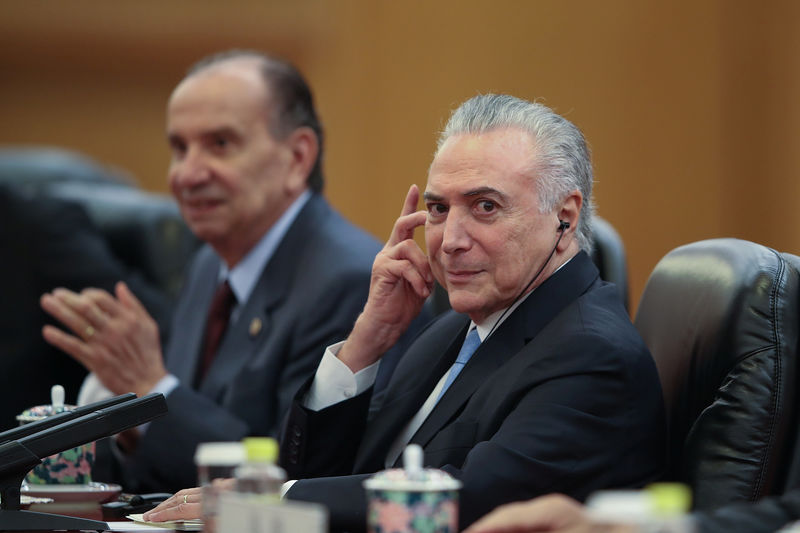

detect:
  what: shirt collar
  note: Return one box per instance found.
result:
[219,189,312,304]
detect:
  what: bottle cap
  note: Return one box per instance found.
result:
[194,442,246,466]
[647,483,692,516]
[586,490,652,525]
[242,437,279,462]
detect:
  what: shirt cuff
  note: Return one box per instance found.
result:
[151,373,180,397]
[77,373,114,406]
[303,341,379,411]
[77,372,180,406]
[78,373,180,445]
[280,479,297,499]
[137,374,179,434]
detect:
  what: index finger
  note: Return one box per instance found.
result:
[399,184,420,217]
[387,185,426,247]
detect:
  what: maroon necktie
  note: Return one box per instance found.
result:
[196,280,236,383]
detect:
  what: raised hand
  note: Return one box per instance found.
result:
[337,184,433,372]
[41,281,167,397]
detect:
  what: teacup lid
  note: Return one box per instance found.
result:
[363,444,462,492]
[16,385,75,423]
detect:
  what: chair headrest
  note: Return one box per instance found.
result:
[589,216,629,310]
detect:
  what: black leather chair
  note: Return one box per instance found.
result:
[590,215,629,310]
[44,181,199,300]
[0,147,196,428]
[634,238,800,510]
[0,146,199,300]
[0,146,135,189]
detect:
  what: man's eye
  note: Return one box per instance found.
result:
[169,142,187,159]
[213,137,229,148]
[427,203,447,216]
[477,200,496,213]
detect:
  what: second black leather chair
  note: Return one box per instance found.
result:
[635,238,800,510]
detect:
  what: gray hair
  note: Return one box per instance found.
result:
[436,94,594,253]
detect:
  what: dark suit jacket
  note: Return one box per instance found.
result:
[126,194,382,492]
[281,251,666,532]
[0,186,171,430]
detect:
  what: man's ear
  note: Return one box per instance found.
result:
[556,190,583,252]
[284,126,318,195]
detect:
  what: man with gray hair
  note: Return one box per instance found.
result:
[148,94,665,531]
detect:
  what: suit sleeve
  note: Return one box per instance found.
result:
[281,385,372,479]
[281,390,374,533]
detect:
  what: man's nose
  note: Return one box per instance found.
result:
[441,211,472,254]
[171,147,211,187]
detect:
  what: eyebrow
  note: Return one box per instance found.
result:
[463,186,507,200]
[166,126,240,142]
[423,187,508,202]
[201,127,240,140]
[423,192,444,202]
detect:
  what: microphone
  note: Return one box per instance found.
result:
[0,393,137,445]
[0,393,168,531]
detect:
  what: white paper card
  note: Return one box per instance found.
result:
[217,492,327,533]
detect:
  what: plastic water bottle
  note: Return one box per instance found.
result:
[194,441,246,530]
[586,483,694,532]
[234,437,287,501]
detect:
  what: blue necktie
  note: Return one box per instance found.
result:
[437,328,481,402]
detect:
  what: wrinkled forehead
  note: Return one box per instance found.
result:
[169,60,271,114]
[166,67,275,139]
[426,129,539,191]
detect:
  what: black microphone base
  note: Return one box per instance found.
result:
[0,508,108,531]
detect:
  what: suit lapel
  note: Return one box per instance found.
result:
[198,268,286,396]
[168,250,221,384]
[352,312,469,472]
[409,251,600,451]
[198,195,327,397]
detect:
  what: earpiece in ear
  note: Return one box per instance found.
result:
[558,220,570,231]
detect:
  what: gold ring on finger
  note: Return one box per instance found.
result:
[183,494,188,504]
[85,325,95,338]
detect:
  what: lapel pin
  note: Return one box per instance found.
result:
[249,317,263,338]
